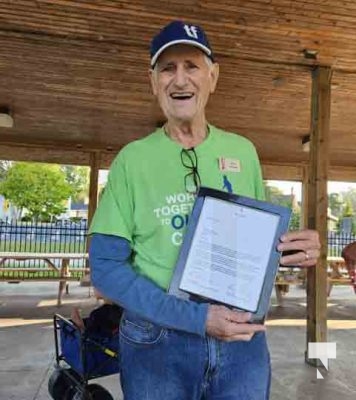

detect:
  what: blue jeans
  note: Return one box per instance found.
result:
[119,311,271,400]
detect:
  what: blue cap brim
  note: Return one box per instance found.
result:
[151,39,213,67]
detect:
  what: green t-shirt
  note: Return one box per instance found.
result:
[90,125,265,289]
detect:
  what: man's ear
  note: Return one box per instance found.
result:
[209,63,220,93]
[149,68,158,96]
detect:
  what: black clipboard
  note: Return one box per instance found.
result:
[168,187,292,322]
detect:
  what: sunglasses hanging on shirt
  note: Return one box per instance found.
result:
[180,148,201,195]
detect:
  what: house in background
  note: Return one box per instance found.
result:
[65,175,106,220]
[69,199,88,219]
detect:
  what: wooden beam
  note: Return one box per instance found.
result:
[0,133,121,155]
[262,163,304,181]
[329,166,356,182]
[0,143,116,169]
[262,162,356,184]
[100,152,116,170]
[0,144,90,166]
[305,66,332,364]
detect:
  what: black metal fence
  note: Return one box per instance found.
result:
[0,217,355,260]
[0,218,88,273]
[328,231,356,257]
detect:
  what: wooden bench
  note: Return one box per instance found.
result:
[274,267,305,305]
[274,256,353,305]
[326,256,353,295]
[0,252,89,306]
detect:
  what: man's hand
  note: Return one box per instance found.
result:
[278,229,320,267]
[206,305,266,341]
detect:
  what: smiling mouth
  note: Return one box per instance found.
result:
[170,92,194,100]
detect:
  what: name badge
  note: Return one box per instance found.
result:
[218,157,241,172]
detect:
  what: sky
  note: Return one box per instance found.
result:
[99,169,108,184]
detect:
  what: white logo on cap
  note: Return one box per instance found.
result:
[184,25,198,39]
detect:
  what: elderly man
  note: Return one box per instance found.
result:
[89,20,320,400]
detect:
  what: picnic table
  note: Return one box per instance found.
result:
[326,255,354,295]
[0,252,89,306]
[274,256,353,304]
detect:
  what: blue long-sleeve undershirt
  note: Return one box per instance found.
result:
[89,233,209,337]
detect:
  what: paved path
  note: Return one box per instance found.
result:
[1,282,356,399]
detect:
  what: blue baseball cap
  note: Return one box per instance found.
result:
[150,20,214,67]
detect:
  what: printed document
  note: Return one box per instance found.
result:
[179,197,280,311]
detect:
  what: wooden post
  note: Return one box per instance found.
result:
[301,166,309,230]
[305,66,332,365]
[298,166,310,289]
[83,151,100,284]
[87,151,101,226]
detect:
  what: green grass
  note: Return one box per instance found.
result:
[0,270,85,280]
[0,241,87,281]
[0,240,86,253]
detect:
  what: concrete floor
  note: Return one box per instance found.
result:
[0,282,355,400]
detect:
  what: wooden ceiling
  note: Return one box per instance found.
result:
[1,1,356,169]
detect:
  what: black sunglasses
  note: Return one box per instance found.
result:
[180,148,201,194]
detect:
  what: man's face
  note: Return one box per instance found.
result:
[150,45,219,124]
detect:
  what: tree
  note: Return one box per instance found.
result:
[264,182,298,208]
[337,199,355,234]
[289,209,301,231]
[341,188,356,216]
[343,200,354,217]
[0,162,72,221]
[264,183,289,207]
[264,182,301,230]
[61,165,89,203]
[328,192,343,219]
